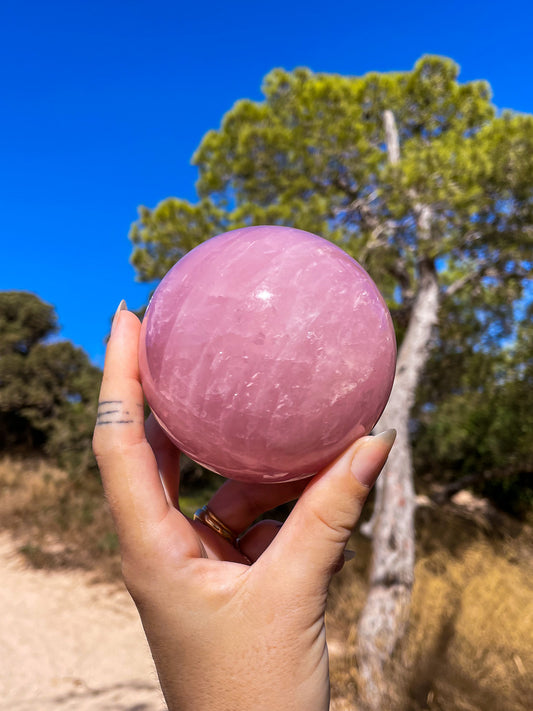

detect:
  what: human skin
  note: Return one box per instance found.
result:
[92,304,395,711]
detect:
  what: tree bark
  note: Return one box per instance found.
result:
[383,110,400,165]
[355,258,439,709]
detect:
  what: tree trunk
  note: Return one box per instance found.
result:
[355,257,439,709]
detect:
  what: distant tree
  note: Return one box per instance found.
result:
[129,57,533,707]
[0,291,101,474]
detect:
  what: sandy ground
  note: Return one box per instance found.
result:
[0,531,166,711]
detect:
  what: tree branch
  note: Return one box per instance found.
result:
[444,259,529,299]
[444,268,484,298]
[384,110,400,165]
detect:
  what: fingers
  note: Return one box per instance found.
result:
[138,402,307,565]
[238,520,283,562]
[259,430,396,598]
[93,306,193,557]
[145,414,181,509]
[205,477,309,537]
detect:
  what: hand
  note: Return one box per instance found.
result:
[92,305,395,711]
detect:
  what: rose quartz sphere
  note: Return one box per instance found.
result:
[139,226,396,483]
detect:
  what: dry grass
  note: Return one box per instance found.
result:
[0,455,121,579]
[327,504,533,710]
[0,454,215,579]
[405,538,533,710]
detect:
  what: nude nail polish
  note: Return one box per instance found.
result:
[111,299,127,335]
[351,428,396,488]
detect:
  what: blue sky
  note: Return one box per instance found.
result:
[1,0,532,366]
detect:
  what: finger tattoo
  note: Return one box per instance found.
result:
[96,400,144,426]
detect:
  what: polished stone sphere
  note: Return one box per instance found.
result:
[139,225,396,483]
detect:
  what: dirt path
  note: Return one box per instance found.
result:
[0,532,166,710]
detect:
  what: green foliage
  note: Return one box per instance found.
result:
[0,291,101,476]
[130,198,227,282]
[130,55,532,328]
[414,313,533,517]
[0,289,57,356]
[129,56,533,514]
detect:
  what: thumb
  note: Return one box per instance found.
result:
[261,429,396,598]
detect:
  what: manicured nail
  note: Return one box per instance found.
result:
[373,428,397,448]
[351,429,396,488]
[111,299,127,335]
[334,548,356,574]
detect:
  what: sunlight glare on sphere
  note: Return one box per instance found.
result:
[139,226,396,483]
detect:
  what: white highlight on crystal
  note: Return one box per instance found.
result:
[254,288,274,302]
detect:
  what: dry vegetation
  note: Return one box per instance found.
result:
[0,455,215,579]
[0,455,121,579]
[328,502,533,710]
[1,455,532,710]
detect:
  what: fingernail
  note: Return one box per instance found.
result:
[334,548,356,574]
[374,428,397,448]
[351,429,396,488]
[111,299,127,335]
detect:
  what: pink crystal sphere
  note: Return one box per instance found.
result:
[139,226,396,483]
